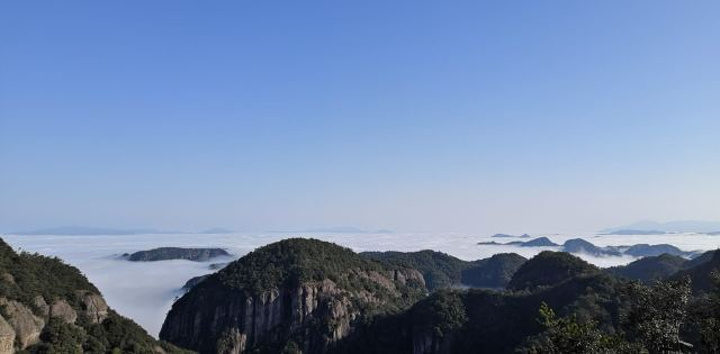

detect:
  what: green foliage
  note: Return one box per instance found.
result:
[36,318,85,354]
[362,250,469,291]
[81,310,194,353]
[217,238,425,303]
[622,278,692,353]
[607,253,688,283]
[689,271,720,353]
[363,250,526,291]
[462,253,526,289]
[0,240,97,306]
[412,290,468,337]
[521,303,639,354]
[281,340,302,354]
[672,250,720,294]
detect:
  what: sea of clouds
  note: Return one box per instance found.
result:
[2,232,719,337]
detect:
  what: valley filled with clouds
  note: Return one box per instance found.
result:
[4,230,718,337]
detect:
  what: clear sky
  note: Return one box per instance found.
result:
[1,1,719,234]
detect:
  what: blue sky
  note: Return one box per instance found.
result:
[1,1,719,234]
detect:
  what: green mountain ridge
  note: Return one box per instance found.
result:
[360,250,526,291]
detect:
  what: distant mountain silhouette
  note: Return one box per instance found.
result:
[479,237,701,259]
[491,233,532,238]
[11,226,236,236]
[603,220,720,233]
[623,243,686,257]
[11,226,167,235]
[199,228,234,234]
[268,226,394,234]
[563,238,621,256]
[602,229,669,235]
[521,237,559,247]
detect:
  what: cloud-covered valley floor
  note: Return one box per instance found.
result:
[3,232,719,337]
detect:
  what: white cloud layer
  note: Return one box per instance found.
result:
[3,232,718,337]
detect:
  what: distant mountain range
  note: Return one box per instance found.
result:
[9,226,234,235]
[479,237,702,258]
[601,229,670,235]
[602,220,720,234]
[267,226,394,234]
[9,225,395,236]
[491,233,532,238]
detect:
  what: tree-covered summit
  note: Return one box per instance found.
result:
[215,238,416,295]
[507,251,600,291]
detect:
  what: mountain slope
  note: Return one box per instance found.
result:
[0,237,190,354]
[361,250,526,291]
[406,273,619,354]
[607,253,687,283]
[160,238,426,354]
[461,253,526,289]
[672,250,720,293]
[360,250,468,291]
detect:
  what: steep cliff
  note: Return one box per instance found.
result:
[160,238,426,354]
[0,237,191,354]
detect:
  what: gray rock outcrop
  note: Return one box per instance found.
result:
[50,299,77,324]
[79,291,109,324]
[0,315,15,354]
[0,298,44,349]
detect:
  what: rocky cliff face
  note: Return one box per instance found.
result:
[0,298,45,349]
[0,315,14,354]
[161,239,426,354]
[0,237,188,354]
[0,292,109,351]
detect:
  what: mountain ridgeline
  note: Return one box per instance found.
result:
[160,238,720,353]
[361,250,526,291]
[0,238,190,354]
[607,250,717,284]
